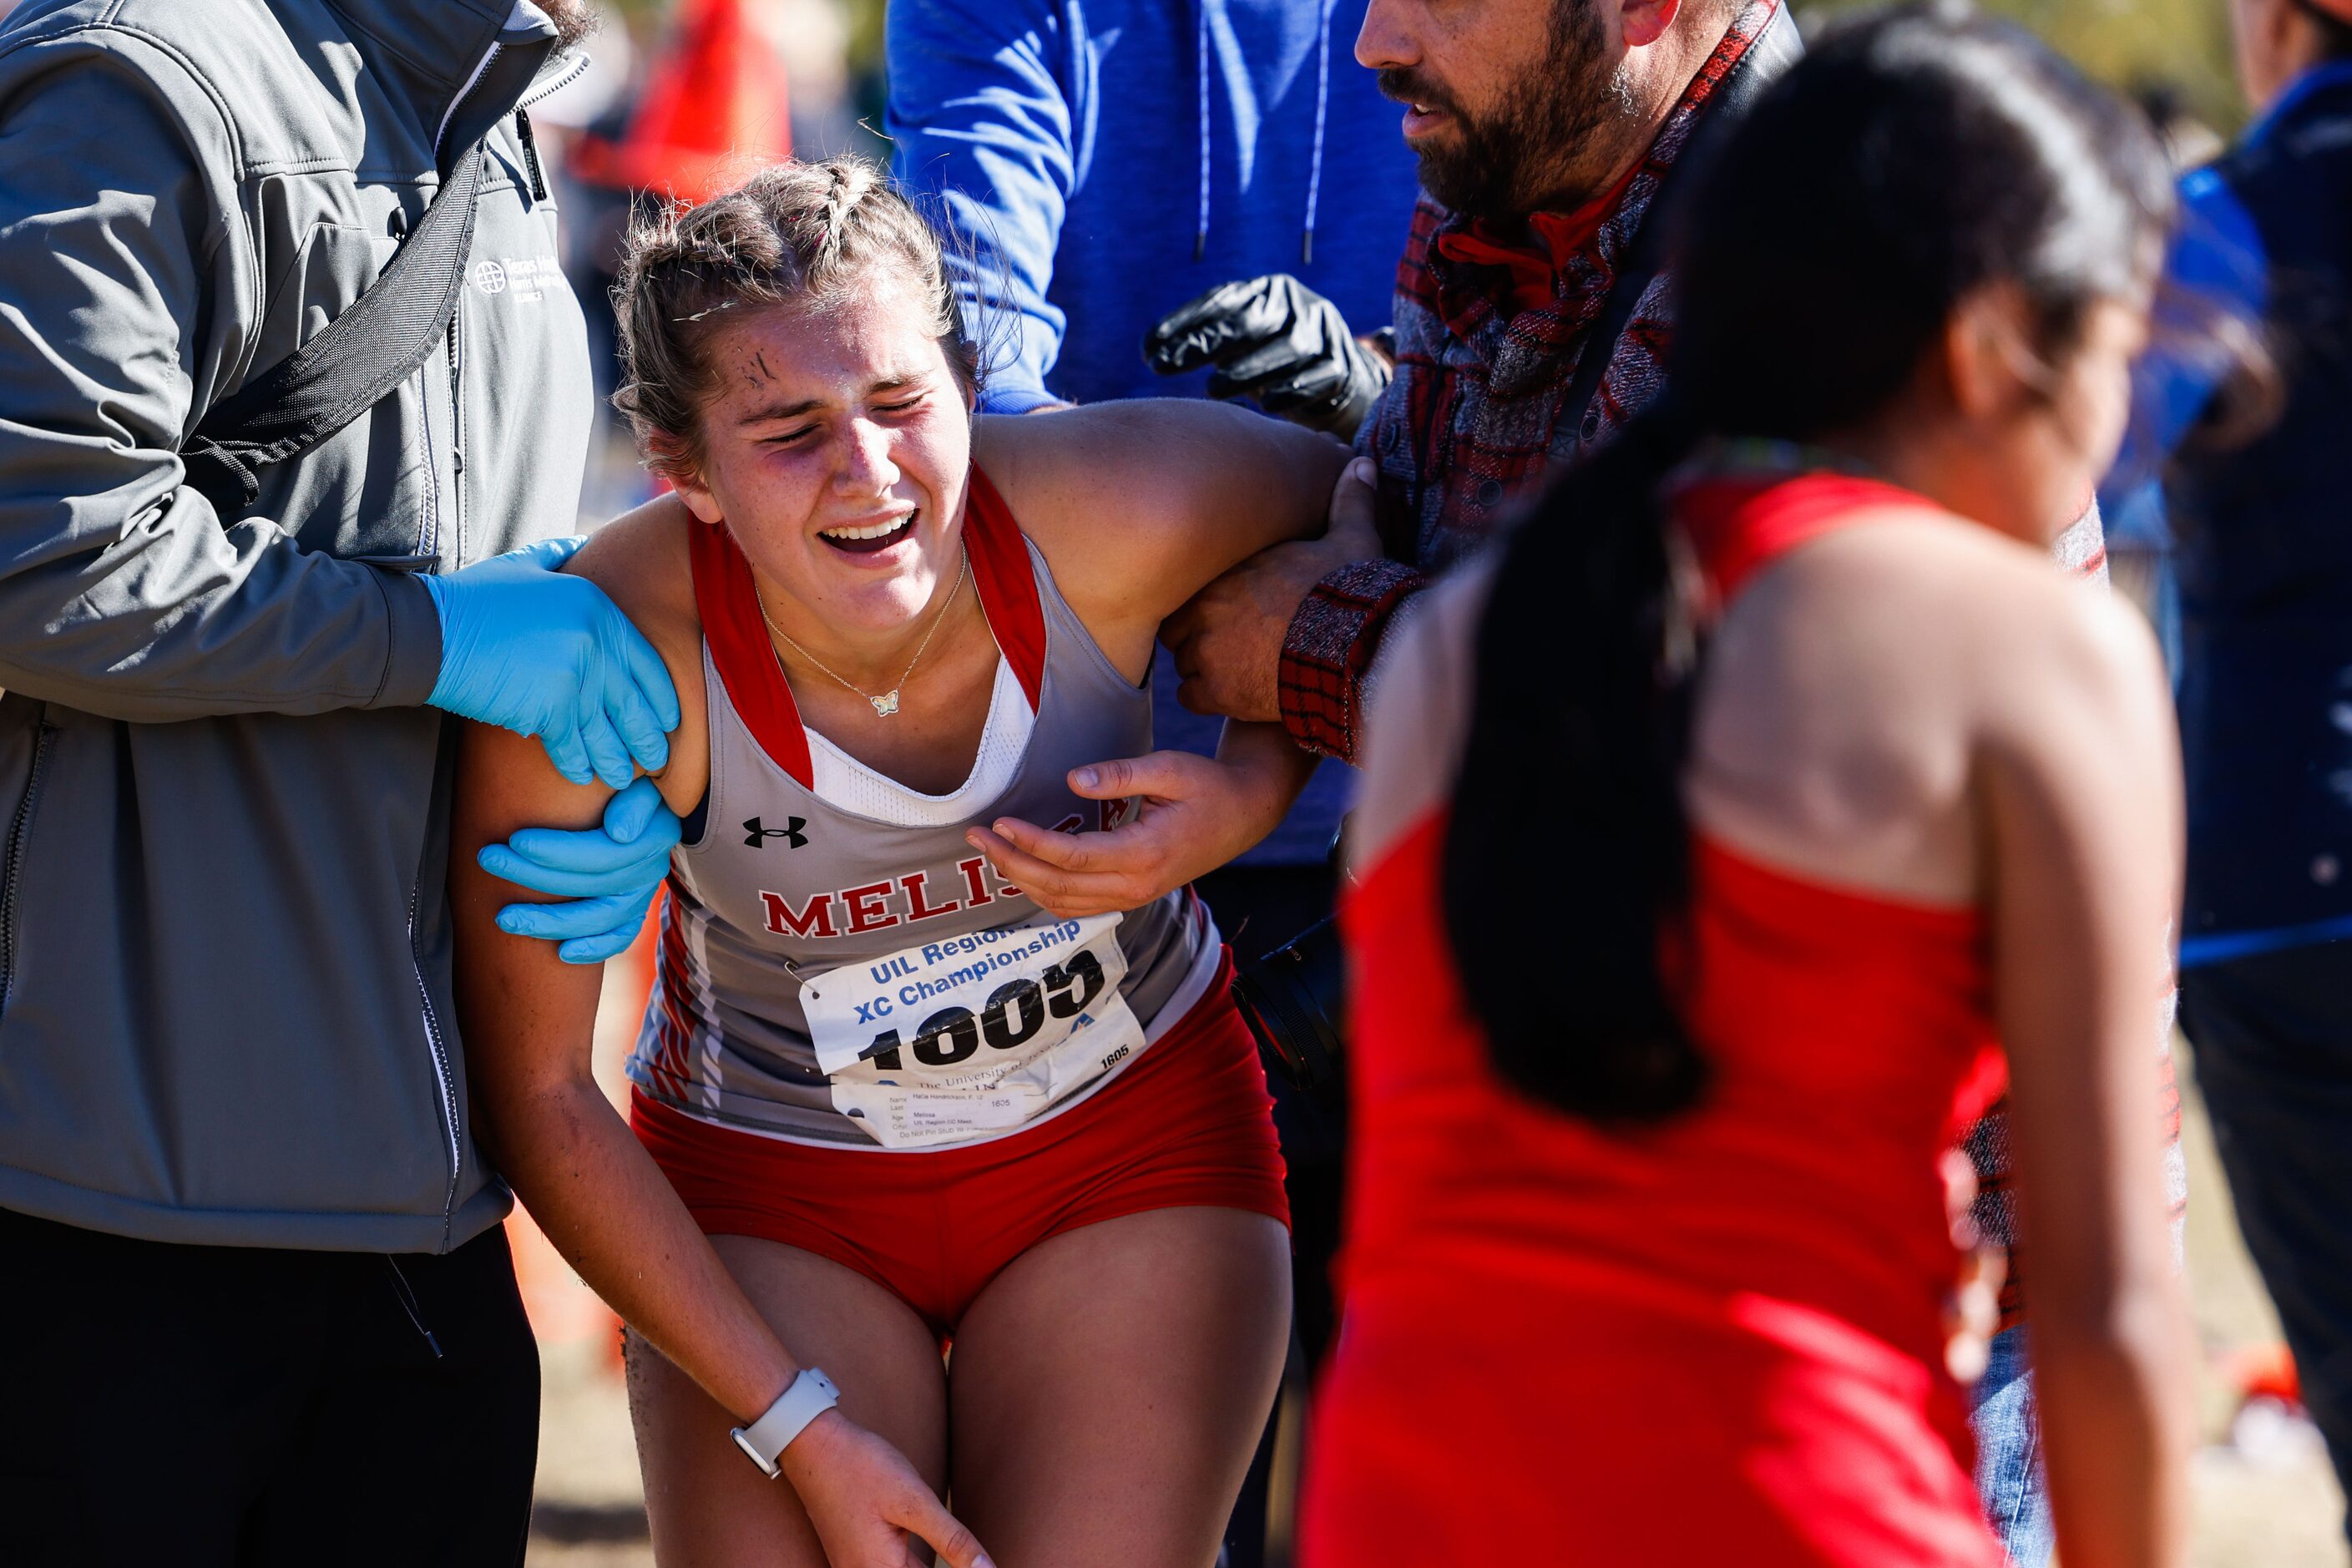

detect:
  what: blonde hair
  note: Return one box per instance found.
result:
[612,156,981,483]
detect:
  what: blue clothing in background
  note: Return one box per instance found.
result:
[1971,1325,2054,1568]
[2130,63,2352,963]
[2143,68,2352,1546]
[888,0,1419,412]
[887,1,1422,866]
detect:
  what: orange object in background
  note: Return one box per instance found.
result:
[570,0,792,204]
[2222,1341,2304,1409]
[508,898,665,1365]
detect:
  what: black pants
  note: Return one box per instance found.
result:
[1198,861,1346,1568]
[2180,943,2352,1545]
[0,1209,539,1568]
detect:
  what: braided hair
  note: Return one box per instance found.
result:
[612,156,983,483]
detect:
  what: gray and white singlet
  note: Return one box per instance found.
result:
[629,468,1220,1150]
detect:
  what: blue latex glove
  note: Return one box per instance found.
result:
[423,537,681,787]
[479,778,682,964]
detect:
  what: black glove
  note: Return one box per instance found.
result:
[1143,274,1391,439]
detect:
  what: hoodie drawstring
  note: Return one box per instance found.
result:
[385,1257,445,1359]
[1196,4,1213,263]
[1303,0,1333,266]
[1196,0,1339,269]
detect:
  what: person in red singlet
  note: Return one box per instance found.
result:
[1301,8,2196,1567]
[449,162,1362,1568]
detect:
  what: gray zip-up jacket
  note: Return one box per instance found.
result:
[0,0,594,1251]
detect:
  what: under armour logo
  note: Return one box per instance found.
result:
[743,816,808,849]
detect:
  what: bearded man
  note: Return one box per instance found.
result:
[1165,0,1807,758]
[0,3,670,1561]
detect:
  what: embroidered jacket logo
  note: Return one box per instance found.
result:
[742,816,808,849]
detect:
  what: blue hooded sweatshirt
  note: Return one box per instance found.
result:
[888,0,1421,410]
[2115,63,2352,965]
[887,0,1423,864]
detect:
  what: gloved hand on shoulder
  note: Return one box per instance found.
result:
[1144,274,1391,440]
[423,537,682,788]
[478,777,682,965]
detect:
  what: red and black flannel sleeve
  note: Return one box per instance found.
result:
[1276,558,1425,764]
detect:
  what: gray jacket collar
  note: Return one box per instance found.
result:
[321,0,564,159]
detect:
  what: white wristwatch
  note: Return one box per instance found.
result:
[731,1367,842,1479]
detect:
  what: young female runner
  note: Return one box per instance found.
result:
[1300,9,2195,1566]
[449,160,1348,1566]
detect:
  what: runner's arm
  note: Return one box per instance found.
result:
[468,508,706,959]
[450,724,991,1568]
[1983,593,2193,1568]
[977,398,1352,665]
[960,417,1348,915]
[453,724,802,1424]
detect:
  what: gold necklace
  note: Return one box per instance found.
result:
[755,555,971,719]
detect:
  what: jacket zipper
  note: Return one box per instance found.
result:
[407,878,463,1240]
[415,260,445,564]
[390,33,592,1233]
[435,34,589,158]
[448,291,466,565]
[0,724,57,1018]
[387,33,505,1245]
[520,51,593,117]
[428,40,588,573]
[432,12,503,574]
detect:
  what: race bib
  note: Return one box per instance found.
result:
[799,911,1146,1150]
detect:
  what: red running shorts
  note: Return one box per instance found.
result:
[630,954,1289,1338]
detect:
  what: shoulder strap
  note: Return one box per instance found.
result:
[690,515,817,790]
[181,29,559,516]
[181,151,489,514]
[962,467,1047,711]
[1681,471,1938,603]
[1559,3,1802,439]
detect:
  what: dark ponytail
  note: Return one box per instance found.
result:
[1440,1,2174,1122]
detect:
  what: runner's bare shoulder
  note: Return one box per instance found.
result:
[971,400,1345,615]
[566,493,699,650]
[564,493,711,807]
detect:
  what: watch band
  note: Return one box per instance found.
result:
[730,1367,841,1479]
